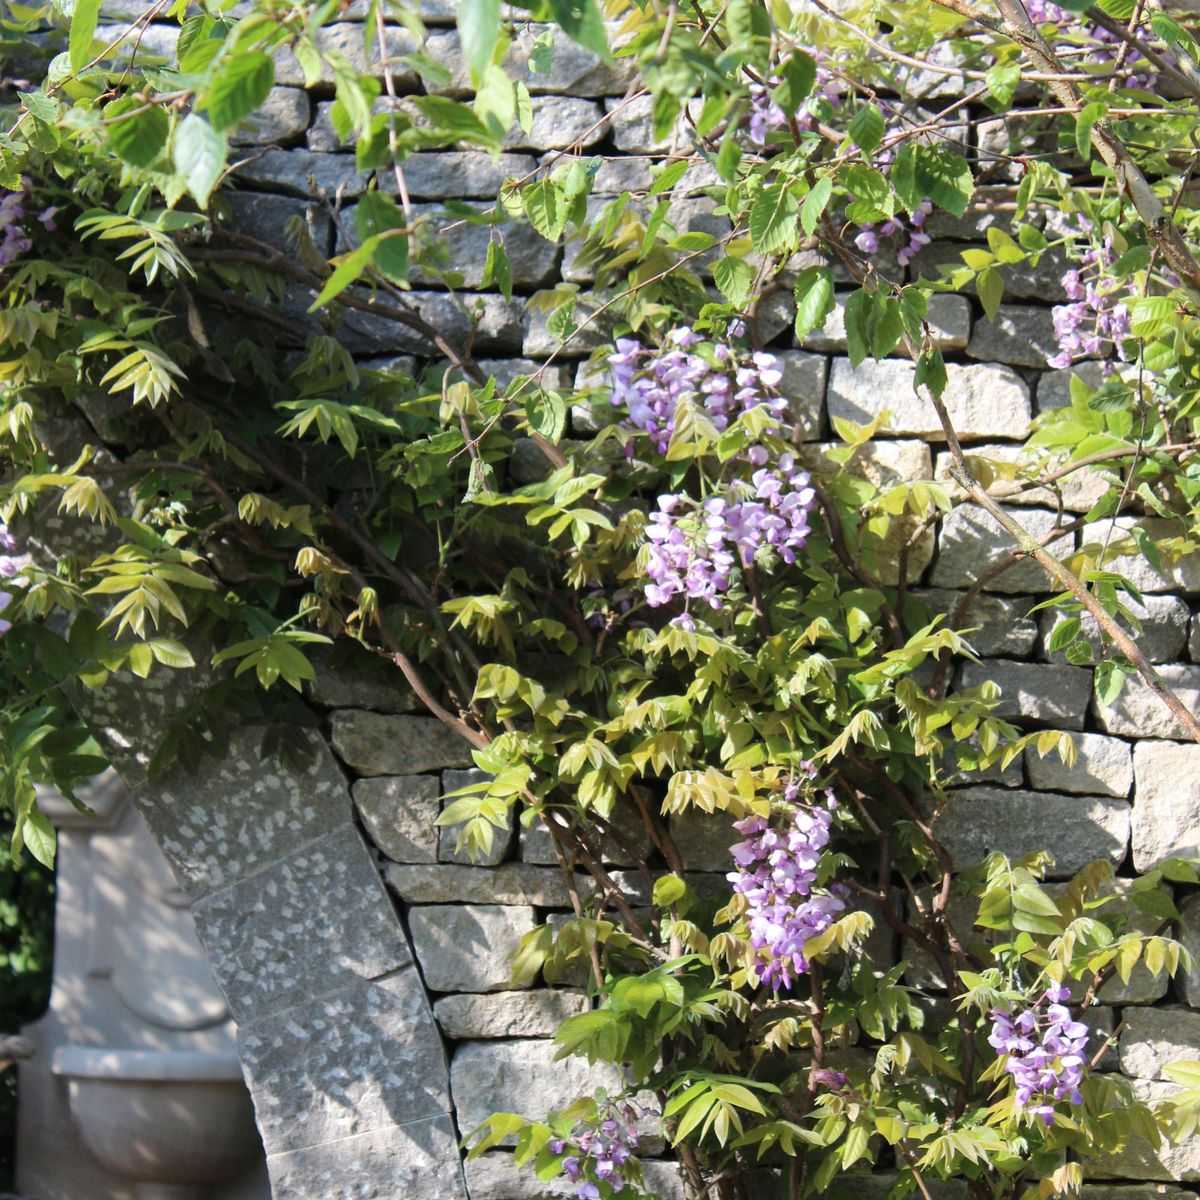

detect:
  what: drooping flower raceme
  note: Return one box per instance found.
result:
[747,53,844,145]
[1050,238,1132,371]
[0,525,21,636]
[987,983,1090,1124]
[548,1098,644,1200]
[727,786,846,991]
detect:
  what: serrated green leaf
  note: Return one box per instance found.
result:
[205,51,275,131]
[793,265,834,340]
[173,113,226,207]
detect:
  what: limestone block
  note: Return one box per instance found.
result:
[1190,615,1200,662]
[390,152,539,199]
[386,862,581,906]
[1037,361,1111,412]
[932,504,1074,594]
[439,768,513,866]
[193,826,410,1022]
[669,809,739,872]
[802,293,970,353]
[219,192,330,257]
[273,24,419,87]
[523,300,608,358]
[267,1115,467,1200]
[1095,665,1200,740]
[1042,595,1189,665]
[353,774,441,863]
[827,359,1030,441]
[935,443,1108,514]
[239,968,451,1155]
[606,93,683,153]
[1089,1078,1200,1180]
[145,727,351,897]
[935,786,1129,877]
[909,240,1071,302]
[433,990,589,1038]
[1026,732,1133,798]
[309,646,417,712]
[229,87,310,146]
[330,711,474,776]
[1119,1008,1200,1080]
[956,659,1092,729]
[1180,894,1200,1007]
[592,155,654,194]
[230,150,369,200]
[505,97,607,151]
[966,305,1060,368]
[409,904,536,993]
[908,589,1038,658]
[410,203,558,289]
[1079,518,1200,595]
[1130,741,1200,870]
[520,796,653,867]
[477,358,574,392]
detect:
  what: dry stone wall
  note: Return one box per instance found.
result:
[52,4,1200,1197]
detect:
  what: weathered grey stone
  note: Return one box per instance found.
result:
[1181,894,1200,1007]
[1090,1079,1200,1180]
[465,1154,686,1200]
[450,1040,627,1141]
[523,299,608,358]
[606,93,689,153]
[1026,732,1133,798]
[1037,361,1111,412]
[353,774,441,863]
[1190,614,1200,662]
[384,151,539,198]
[1095,665,1200,740]
[1079,518,1200,595]
[273,24,419,87]
[827,359,1031,441]
[219,192,330,257]
[509,436,556,484]
[408,203,557,289]
[268,1116,467,1199]
[193,825,409,1022]
[438,768,512,865]
[330,712,473,776]
[239,967,450,1155]
[909,589,1039,658]
[505,97,607,151]
[910,240,1071,302]
[804,293,970,353]
[230,149,369,199]
[95,21,178,61]
[477,358,573,392]
[932,505,1074,594]
[778,350,827,438]
[386,862,580,906]
[966,305,1060,368]
[230,87,311,146]
[1080,1188,1192,1200]
[309,646,417,712]
[935,443,1108,514]
[668,810,739,872]
[1130,740,1200,870]
[1119,1007,1200,1080]
[409,904,536,993]
[142,727,351,897]
[956,659,1091,728]
[433,990,589,1038]
[592,155,654,193]
[427,24,636,97]
[935,786,1129,877]
[1041,595,1189,665]
[835,1173,969,1200]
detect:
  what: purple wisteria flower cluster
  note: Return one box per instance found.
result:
[0,524,21,636]
[548,1098,644,1200]
[727,780,846,991]
[0,180,56,267]
[1050,238,1131,370]
[747,52,844,145]
[987,982,1090,1125]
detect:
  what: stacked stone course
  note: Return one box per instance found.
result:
[56,6,1200,1196]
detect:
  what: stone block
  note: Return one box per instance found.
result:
[908,589,1038,658]
[267,1116,467,1199]
[827,359,1030,442]
[956,659,1092,729]
[668,809,739,872]
[353,774,441,863]
[1025,732,1132,798]
[1081,1189,1192,1200]
[777,350,827,438]
[909,240,1071,302]
[388,152,539,199]
[1130,740,1200,870]
[1089,1078,1200,1180]
[935,443,1108,514]
[524,300,609,358]
[1119,1007,1200,1080]
[219,192,330,257]
[229,86,310,146]
[935,786,1129,877]
[409,904,536,993]
[1037,361,1111,412]
[439,768,513,866]
[1042,595,1189,665]
[1190,615,1200,662]
[230,149,369,200]
[520,797,653,867]
[932,504,1074,594]
[802,293,970,353]
[273,24,419,87]
[505,97,607,151]
[239,968,450,1155]
[143,727,351,897]
[193,825,410,1022]
[386,862,580,906]
[1095,665,1200,740]
[1180,894,1200,1007]
[309,646,417,712]
[966,305,1060,369]
[330,711,474,776]
[606,93,682,153]
[433,990,589,1038]
[1079,518,1200,594]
